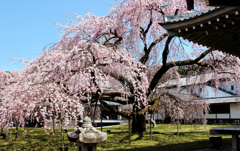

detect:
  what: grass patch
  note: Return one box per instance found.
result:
[0,124,236,151]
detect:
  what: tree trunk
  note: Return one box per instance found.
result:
[131,114,146,133]
[60,109,65,151]
[52,116,55,135]
[15,123,18,140]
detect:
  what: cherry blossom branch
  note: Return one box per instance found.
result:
[102,29,124,46]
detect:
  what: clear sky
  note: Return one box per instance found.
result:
[0,0,114,72]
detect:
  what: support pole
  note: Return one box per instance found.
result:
[101,107,103,132]
[60,107,65,151]
[129,117,131,145]
[150,114,152,140]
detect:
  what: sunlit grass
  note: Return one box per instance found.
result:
[0,124,236,151]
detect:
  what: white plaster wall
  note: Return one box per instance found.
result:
[205,114,216,119]
[216,114,230,118]
[205,114,229,119]
[180,85,232,98]
[230,103,240,119]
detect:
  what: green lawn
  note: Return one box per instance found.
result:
[0,124,235,151]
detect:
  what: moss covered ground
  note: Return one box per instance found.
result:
[0,124,235,151]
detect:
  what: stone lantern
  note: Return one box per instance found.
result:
[68,116,107,151]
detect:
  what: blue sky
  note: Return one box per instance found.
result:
[0,0,114,72]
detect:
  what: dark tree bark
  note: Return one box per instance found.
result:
[132,114,146,133]
[15,124,18,140]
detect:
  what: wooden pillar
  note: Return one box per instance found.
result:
[215,114,217,124]
[229,111,232,124]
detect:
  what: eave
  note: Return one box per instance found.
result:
[205,0,240,7]
[160,7,240,57]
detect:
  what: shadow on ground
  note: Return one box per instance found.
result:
[113,138,232,151]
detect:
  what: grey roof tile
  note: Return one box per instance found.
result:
[163,7,219,24]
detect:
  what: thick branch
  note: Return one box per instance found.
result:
[162,36,173,67]
[148,47,213,96]
[148,65,170,96]
[100,100,130,118]
[134,98,160,115]
[100,98,160,118]
[140,33,168,64]
[167,47,213,68]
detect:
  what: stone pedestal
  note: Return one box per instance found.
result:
[77,142,96,151]
[68,116,107,151]
[232,135,239,151]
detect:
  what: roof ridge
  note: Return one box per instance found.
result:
[163,7,219,23]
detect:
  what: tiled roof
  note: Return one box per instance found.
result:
[160,7,240,57]
[163,7,219,24]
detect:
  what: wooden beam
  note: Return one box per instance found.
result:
[205,0,240,7]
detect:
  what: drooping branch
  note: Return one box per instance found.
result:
[101,68,135,94]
